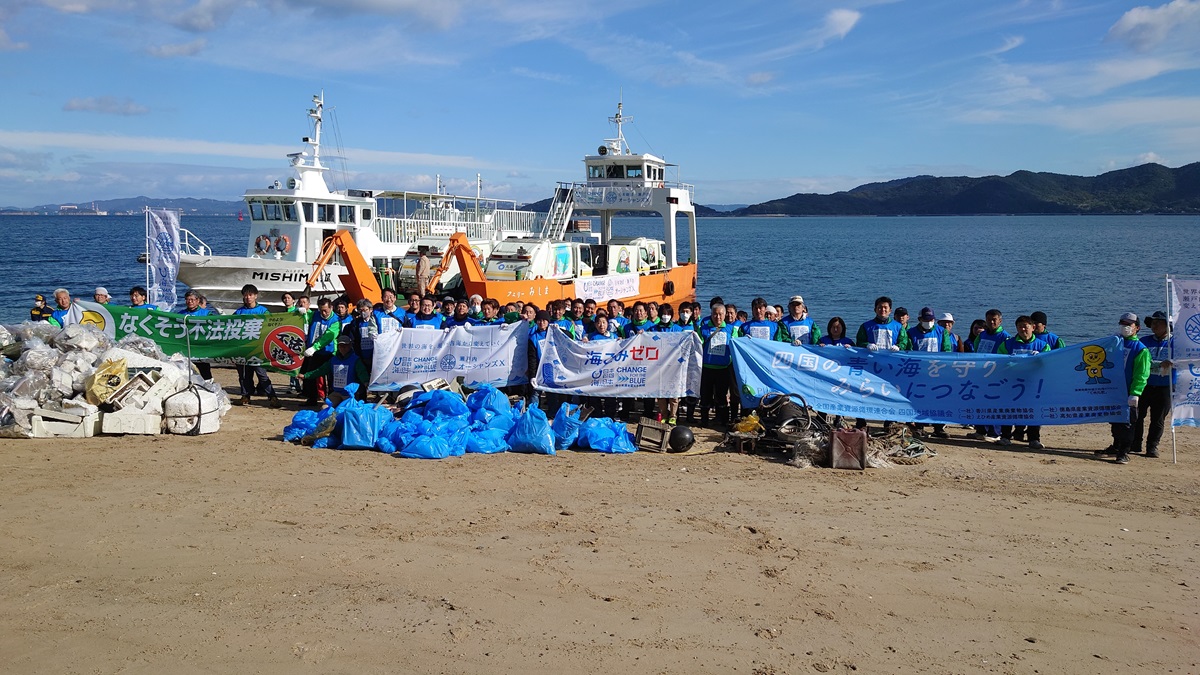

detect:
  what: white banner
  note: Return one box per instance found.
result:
[574,273,640,301]
[1173,360,1200,428]
[368,323,529,391]
[1170,277,1200,362]
[146,209,181,311]
[535,326,702,398]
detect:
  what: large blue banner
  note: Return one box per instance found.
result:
[730,337,1129,425]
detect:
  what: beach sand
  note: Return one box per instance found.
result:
[1,371,1197,674]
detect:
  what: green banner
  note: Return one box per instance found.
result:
[70,300,306,373]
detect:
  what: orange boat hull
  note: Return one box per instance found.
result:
[461,264,697,306]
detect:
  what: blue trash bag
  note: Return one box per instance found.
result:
[399,433,452,460]
[507,401,556,455]
[577,417,617,452]
[425,390,469,417]
[376,436,396,454]
[312,436,332,449]
[604,419,637,454]
[466,427,510,454]
[400,408,424,426]
[470,406,499,427]
[467,385,511,416]
[408,390,434,410]
[430,411,471,435]
[341,403,389,450]
[551,402,583,451]
[283,409,319,442]
[485,410,517,433]
[445,426,470,457]
[382,420,415,451]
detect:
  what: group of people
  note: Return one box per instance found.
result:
[30,286,165,326]
[33,283,1175,465]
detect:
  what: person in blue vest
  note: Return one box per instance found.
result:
[699,301,739,428]
[966,309,1010,441]
[233,284,281,408]
[299,334,368,406]
[1096,312,1151,465]
[444,298,474,328]
[606,299,629,336]
[650,304,685,424]
[405,296,445,329]
[906,307,956,438]
[565,298,587,336]
[623,302,656,336]
[527,310,554,410]
[818,317,855,347]
[963,319,986,353]
[994,316,1052,448]
[345,298,379,372]
[854,296,910,431]
[724,303,742,329]
[300,297,340,407]
[936,313,964,352]
[472,299,505,326]
[738,298,783,340]
[333,297,353,328]
[178,290,214,380]
[582,314,619,419]
[1135,311,1174,459]
[373,288,407,334]
[547,300,579,338]
[780,295,821,345]
[1030,311,1067,350]
[47,288,74,327]
[128,286,151,309]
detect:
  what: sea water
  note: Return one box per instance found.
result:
[1,214,1196,344]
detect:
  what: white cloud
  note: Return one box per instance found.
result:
[146,38,206,58]
[0,146,53,171]
[63,96,150,115]
[1136,151,1165,164]
[988,35,1024,56]
[755,8,862,62]
[1108,0,1200,52]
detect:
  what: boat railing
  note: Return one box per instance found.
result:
[571,182,695,208]
[179,227,212,256]
[373,210,539,244]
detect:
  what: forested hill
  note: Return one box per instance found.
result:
[735,162,1200,216]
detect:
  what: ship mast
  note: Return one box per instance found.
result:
[606,101,633,155]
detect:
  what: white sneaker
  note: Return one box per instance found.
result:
[985,435,1001,443]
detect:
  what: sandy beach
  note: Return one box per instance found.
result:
[1,371,1197,674]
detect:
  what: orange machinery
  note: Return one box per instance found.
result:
[304,230,383,306]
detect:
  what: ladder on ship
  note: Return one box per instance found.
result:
[541,183,576,240]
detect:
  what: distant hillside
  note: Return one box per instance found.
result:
[520,197,723,217]
[735,163,1200,216]
[6,197,244,216]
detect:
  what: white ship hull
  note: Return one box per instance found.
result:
[178,254,346,310]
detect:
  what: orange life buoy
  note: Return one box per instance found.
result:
[254,235,272,255]
[274,234,291,254]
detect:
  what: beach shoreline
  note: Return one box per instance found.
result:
[1,371,1197,674]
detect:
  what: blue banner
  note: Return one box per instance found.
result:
[730,337,1129,425]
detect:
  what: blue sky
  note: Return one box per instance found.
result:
[1,0,1198,208]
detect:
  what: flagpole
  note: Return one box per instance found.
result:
[1167,274,1177,464]
[144,207,151,300]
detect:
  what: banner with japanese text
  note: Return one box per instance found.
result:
[1172,360,1200,428]
[729,336,1129,425]
[68,300,306,373]
[368,323,529,391]
[1170,277,1200,361]
[145,208,181,311]
[535,326,702,398]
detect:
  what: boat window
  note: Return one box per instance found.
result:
[317,204,336,223]
[302,202,313,223]
[339,205,356,223]
[605,165,625,179]
[283,203,298,221]
[626,165,643,179]
[579,246,592,268]
[588,166,604,179]
[362,208,372,221]
[248,202,264,221]
[264,203,284,221]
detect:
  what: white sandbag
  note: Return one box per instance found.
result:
[164,388,222,434]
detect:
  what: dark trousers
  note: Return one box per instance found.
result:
[1001,425,1040,442]
[301,351,331,403]
[588,396,617,420]
[194,361,213,380]
[1110,405,1138,452]
[699,367,737,423]
[236,364,275,397]
[1135,385,1172,453]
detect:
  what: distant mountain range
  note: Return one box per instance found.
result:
[6,163,1198,216]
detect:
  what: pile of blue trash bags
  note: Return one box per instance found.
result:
[282,384,637,459]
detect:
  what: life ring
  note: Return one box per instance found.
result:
[663,280,675,296]
[254,235,272,255]
[274,235,291,254]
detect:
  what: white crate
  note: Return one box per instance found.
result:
[30,414,100,438]
[100,410,162,435]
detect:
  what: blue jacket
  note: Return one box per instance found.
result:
[234,304,269,316]
[1139,334,1174,387]
[972,327,1010,354]
[738,319,781,341]
[405,312,445,329]
[700,320,736,368]
[907,325,953,352]
[780,316,819,344]
[373,307,407,333]
[856,317,909,350]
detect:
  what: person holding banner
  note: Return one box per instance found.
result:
[179,290,215,380]
[585,315,619,418]
[47,289,75,327]
[908,307,956,438]
[995,316,1051,448]
[1135,311,1174,458]
[301,298,341,407]
[699,302,739,427]
[1098,312,1151,465]
[1031,311,1067,350]
[405,297,446,329]
[654,304,685,424]
[373,288,407,333]
[129,286,151,309]
[233,284,281,408]
[445,299,474,328]
[818,317,854,347]
[780,296,820,345]
[474,299,505,326]
[299,334,367,406]
[855,296,909,431]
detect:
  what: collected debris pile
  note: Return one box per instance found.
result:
[0,322,230,438]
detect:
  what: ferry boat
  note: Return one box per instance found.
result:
[175,94,542,309]
[433,102,698,306]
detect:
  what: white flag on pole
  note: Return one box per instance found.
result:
[146,208,181,311]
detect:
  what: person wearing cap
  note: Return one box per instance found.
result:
[780,295,821,346]
[994,315,1052,449]
[93,287,111,305]
[30,294,53,322]
[936,313,964,352]
[1135,310,1174,459]
[1030,311,1066,350]
[444,298,474,328]
[128,285,150,309]
[47,288,74,327]
[405,296,446,329]
[233,284,280,408]
[894,307,910,333]
[1097,312,1150,464]
[439,295,456,320]
[299,333,367,406]
[906,307,956,438]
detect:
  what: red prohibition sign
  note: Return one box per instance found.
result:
[263,325,306,371]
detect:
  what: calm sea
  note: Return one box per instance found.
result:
[1,214,1196,344]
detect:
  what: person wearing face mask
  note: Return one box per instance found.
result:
[1096,312,1150,465]
[780,295,821,346]
[907,307,956,438]
[30,294,53,322]
[468,294,484,321]
[1134,311,1173,459]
